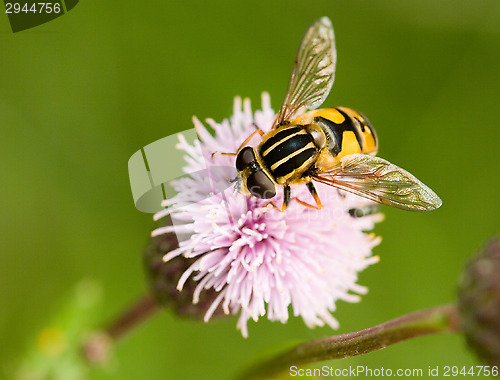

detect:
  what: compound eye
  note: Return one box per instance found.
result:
[246,171,276,199]
[236,147,256,171]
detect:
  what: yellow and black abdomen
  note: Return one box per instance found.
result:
[258,126,318,184]
[290,107,378,160]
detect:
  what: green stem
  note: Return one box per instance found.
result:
[238,303,460,380]
[82,293,159,364]
[106,293,159,341]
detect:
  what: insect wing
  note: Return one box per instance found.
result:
[313,154,442,211]
[273,17,336,127]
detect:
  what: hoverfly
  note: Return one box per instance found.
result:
[231,17,442,212]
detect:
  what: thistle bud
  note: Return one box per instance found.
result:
[457,238,500,368]
[144,216,223,320]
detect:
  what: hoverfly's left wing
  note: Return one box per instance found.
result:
[312,154,442,211]
[273,17,336,127]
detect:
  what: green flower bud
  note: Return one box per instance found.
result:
[458,238,500,369]
[144,216,223,320]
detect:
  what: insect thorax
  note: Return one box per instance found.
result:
[258,125,319,184]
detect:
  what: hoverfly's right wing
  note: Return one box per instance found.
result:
[312,154,442,211]
[273,17,336,127]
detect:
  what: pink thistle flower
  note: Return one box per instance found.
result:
[152,93,382,337]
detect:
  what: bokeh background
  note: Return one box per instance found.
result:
[2,1,500,379]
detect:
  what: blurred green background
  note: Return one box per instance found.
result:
[2,1,500,379]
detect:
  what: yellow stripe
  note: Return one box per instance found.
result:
[262,130,307,157]
[270,142,315,171]
[336,131,363,159]
[291,108,345,125]
[276,155,316,183]
[362,129,377,154]
[316,108,345,124]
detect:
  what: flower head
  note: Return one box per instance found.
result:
[152,93,382,337]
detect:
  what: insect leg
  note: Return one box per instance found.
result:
[266,185,290,212]
[348,204,380,218]
[251,122,263,131]
[283,185,291,210]
[292,182,323,210]
[211,151,237,158]
[236,129,264,154]
[211,129,264,159]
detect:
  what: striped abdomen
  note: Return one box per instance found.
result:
[290,107,378,160]
[258,126,318,184]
